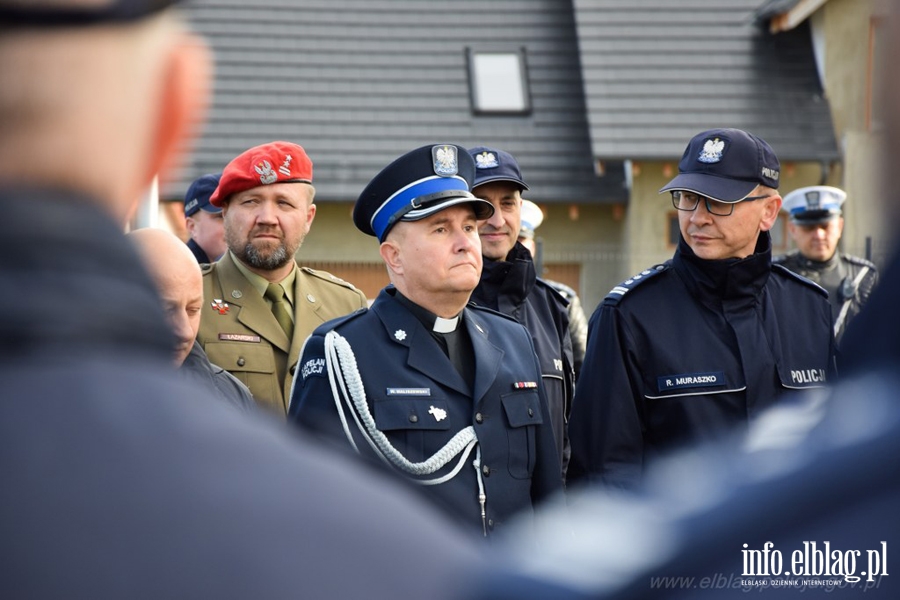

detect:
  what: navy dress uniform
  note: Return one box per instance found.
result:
[774,185,878,345]
[568,129,837,490]
[288,144,562,538]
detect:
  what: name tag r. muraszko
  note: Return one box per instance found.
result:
[657,371,725,392]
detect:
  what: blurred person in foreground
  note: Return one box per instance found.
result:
[568,128,837,491]
[774,185,878,347]
[128,227,255,412]
[0,2,480,598]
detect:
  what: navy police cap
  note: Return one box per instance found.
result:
[469,146,529,191]
[660,128,780,203]
[184,173,223,217]
[354,144,494,242]
[0,0,180,27]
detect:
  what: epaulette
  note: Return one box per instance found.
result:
[840,253,877,269]
[301,266,361,292]
[771,264,828,297]
[535,278,571,309]
[311,306,369,336]
[603,263,670,306]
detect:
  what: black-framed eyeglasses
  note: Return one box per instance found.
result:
[671,190,769,217]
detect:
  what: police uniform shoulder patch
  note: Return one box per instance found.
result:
[300,266,360,292]
[771,263,828,297]
[603,263,670,306]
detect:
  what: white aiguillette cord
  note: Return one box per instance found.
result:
[323,330,489,535]
[323,331,478,479]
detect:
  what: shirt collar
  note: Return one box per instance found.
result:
[230,251,298,306]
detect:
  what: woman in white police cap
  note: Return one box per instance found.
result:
[774,185,879,345]
[288,144,562,539]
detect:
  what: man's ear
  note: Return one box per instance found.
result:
[379,239,403,276]
[759,194,783,232]
[146,32,212,187]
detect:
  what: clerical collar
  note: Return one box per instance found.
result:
[393,290,461,333]
[433,315,459,333]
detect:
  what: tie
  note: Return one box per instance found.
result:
[264,283,294,340]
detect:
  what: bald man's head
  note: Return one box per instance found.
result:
[128,228,203,367]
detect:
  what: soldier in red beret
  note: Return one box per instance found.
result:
[197,141,367,415]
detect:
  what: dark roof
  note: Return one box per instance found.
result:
[170,0,626,204]
[754,0,802,24]
[571,0,839,163]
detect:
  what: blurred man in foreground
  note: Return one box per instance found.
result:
[0,2,479,598]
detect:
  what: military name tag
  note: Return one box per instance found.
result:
[218,333,261,343]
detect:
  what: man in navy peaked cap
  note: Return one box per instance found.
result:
[289,143,563,539]
[568,128,836,490]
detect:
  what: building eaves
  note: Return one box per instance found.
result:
[169,0,626,204]
[572,0,839,164]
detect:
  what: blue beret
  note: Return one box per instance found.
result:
[354,144,494,242]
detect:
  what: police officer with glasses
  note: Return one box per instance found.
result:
[567,128,837,491]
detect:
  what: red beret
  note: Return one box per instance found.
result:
[210,141,313,207]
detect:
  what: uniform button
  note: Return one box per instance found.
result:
[488,519,494,528]
[237,357,246,367]
[482,464,491,477]
[409,414,418,423]
[528,408,534,417]
[475,413,483,424]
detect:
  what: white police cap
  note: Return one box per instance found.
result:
[782,185,846,224]
[519,199,544,239]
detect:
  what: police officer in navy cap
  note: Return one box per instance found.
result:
[183,172,225,264]
[775,185,878,346]
[289,143,563,538]
[567,128,836,491]
[467,146,575,481]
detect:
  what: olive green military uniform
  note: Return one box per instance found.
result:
[198,252,367,415]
